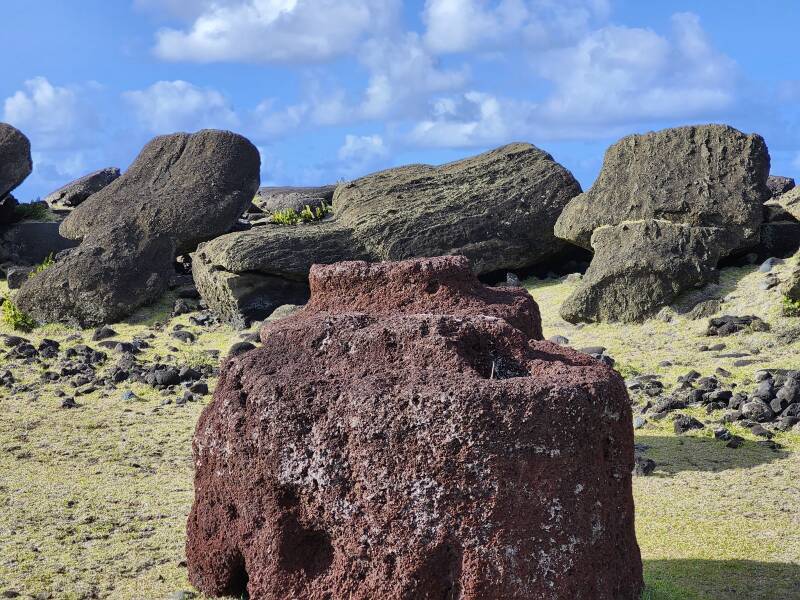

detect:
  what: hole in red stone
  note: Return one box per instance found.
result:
[407,543,462,600]
[224,550,250,598]
[276,485,300,509]
[226,504,238,520]
[425,280,440,294]
[278,517,334,579]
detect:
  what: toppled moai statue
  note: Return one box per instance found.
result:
[186,255,643,600]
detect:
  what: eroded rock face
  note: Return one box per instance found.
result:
[195,143,582,325]
[186,255,642,600]
[0,123,32,200]
[17,129,260,326]
[15,222,174,327]
[560,220,723,323]
[555,124,770,255]
[60,129,260,254]
[44,167,121,209]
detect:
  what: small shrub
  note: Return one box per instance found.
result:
[781,296,800,317]
[270,201,331,225]
[270,207,300,225]
[1,296,36,331]
[29,253,55,278]
[13,202,51,221]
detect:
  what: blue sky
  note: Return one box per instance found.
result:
[2,0,799,200]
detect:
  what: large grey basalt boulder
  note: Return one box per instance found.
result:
[560,220,724,323]
[61,129,260,254]
[555,124,770,256]
[17,129,260,326]
[255,185,335,214]
[195,143,582,325]
[334,143,580,272]
[192,223,365,326]
[44,167,121,209]
[0,123,32,201]
[15,222,175,327]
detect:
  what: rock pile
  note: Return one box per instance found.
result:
[193,143,582,326]
[555,124,771,322]
[633,368,800,436]
[186,255,643,599]
[16,129,260,326]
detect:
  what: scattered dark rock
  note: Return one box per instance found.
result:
[91,326,117,341]
[706,315,769,336]
[7,266,32,289]
[673,414,705,434]
[226,341,255,358]
[633,455,656,476]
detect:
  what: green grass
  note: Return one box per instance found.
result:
[269,200,331,225]
[13,202,55,222]
[527,255,800,600]
[28,253,55,278]
[1,295,36,331]
[781,295,800,317]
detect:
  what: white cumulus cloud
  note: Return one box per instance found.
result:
[535,13,737,130]
[123,80,239,133]
[422,0,610,54]
[152,0,401,63]
[338,133,388,161]
[3,77,98,150]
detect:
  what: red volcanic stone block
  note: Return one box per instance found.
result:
[186,255,642,600]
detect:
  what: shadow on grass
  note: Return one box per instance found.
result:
[636,434,789,475]
[643,559,800,600]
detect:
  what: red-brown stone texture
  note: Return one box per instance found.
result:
[186,255,643,600]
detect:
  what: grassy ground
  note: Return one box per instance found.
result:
[527,256,800,600]
[0,258,798,599]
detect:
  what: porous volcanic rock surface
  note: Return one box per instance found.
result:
[560,220,724,323]
[0,122,32,200]
[18,129,260,326]
[186,255,642,599]
[194,142,582,325]
[60,129,260,254]
[555,124,770,255]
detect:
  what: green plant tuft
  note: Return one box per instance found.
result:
[1,295,36,331]
[13,202,52,221]
[269,200,331,225]
[781,295,800,317]
[28,253,55,278]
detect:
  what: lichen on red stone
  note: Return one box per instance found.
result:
[186,255,643,599]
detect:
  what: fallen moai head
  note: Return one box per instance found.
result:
[186,255,643,599]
